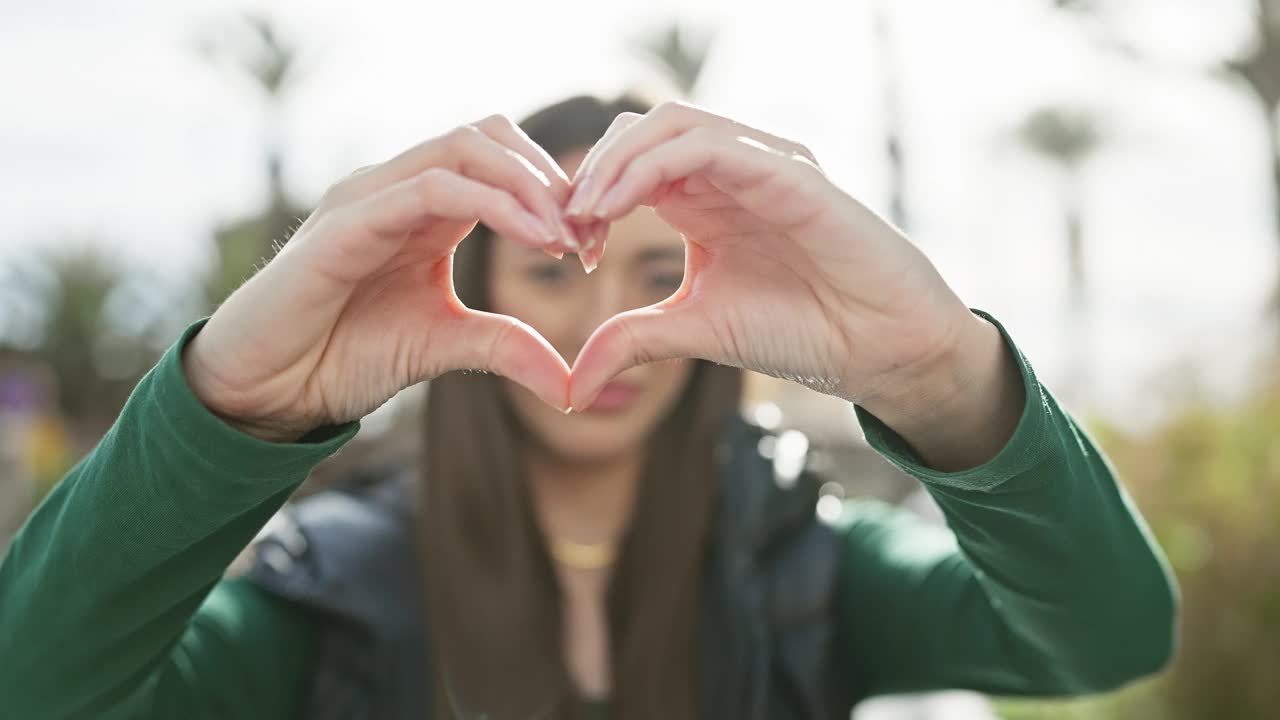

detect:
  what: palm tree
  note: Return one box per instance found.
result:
[1224,1,1280,312]
[871,1,910,232]
[1017,106,1105,401]
[631,23,714,98]
[1052,0,1280,327]
[1018,107,1103,314]
[195,13,310,306]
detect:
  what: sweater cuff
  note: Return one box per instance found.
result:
[853,309,1051,492]
[147,319,360,479]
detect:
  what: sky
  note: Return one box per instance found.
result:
[0,0,1274,428]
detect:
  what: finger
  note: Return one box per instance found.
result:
[569,111,642,184]
[472,115,583,251]
[576,220,608,274]
[473,115,572,201]
[347,115,555,189]
[568,303,704,411]
[590,130,822,226]
[566,112,644,216]
[566,101,817,219]
[445,309,571,412]
[358,167,558,255]
[341,124,578,254]
[444,127,578,252]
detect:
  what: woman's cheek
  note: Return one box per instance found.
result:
[650,359,696,411]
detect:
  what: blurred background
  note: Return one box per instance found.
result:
[1,0,1278,717]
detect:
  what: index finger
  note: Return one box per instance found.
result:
[565,102,814,219]
[345,114,572,204]
[472,114,573,204]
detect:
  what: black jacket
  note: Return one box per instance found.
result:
[246,416,844,719]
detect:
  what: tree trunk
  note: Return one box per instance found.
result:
[873,3,909,232]
[1269,114,1280,323]
[1063,179,1091,406]
[1066,188,1087,315]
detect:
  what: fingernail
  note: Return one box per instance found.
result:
[542,247,564,260]
[558,220,581,251]
[580,252,598,274]
[563,406,573,414]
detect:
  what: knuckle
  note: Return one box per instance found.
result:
[412,166,450,194]
[652,101,682,120]
[320,163,381,205]
[475,113,515,133]
[444,124,482,151]
[655,100,686,114]
[613,316,649,364]
[320,207,363,240]
[479,185,519,217]
[497,192,525,216]
[414,165,450,193]
[790,153,826,181]
[686,124,716,142]
[790,141,818,165]
[318,176,359,209]
[655,100,702,123]
[607,112,642,135]
[626,151,659,179]
[685,125,724,153]
[486,318,519,369]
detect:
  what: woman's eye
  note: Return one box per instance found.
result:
[528,264,566,283]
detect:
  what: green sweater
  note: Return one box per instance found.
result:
[0,315,1176,719]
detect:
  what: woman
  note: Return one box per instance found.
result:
[0,95,1176,719]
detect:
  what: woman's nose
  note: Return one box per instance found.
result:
[563,268,630,364]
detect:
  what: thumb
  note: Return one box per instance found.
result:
[568,304,705,411]
[444,309,571,411]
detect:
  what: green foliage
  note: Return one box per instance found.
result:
[0,249,152,423]
[1017,107,1103,170]
[630,23,713,98]
[206,201,304,307]
[195,13,309,309]
[193,11,302,99]
[997,676,1170,720]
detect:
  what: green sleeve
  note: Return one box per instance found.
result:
[0,321,360,719]
[831,310,1177,704]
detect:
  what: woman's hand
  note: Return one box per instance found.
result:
[183,115,580,442]
[564,102,1024,469]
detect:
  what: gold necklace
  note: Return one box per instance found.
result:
[549,537,616,570]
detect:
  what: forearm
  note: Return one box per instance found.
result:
[0,321,356,717]
[851,312,1177,694]
[858,310,1024,473]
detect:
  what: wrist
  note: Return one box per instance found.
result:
[181,334,310,444]
[858,312,1024,472]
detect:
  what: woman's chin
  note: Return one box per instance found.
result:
[536,413,650,465]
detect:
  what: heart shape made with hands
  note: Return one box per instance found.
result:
[493,173,808,414]
[485,202,691,415]
[457,102,872,416]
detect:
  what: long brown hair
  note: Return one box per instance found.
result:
[419,94,743,719]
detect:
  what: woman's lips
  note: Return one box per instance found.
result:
[583,380,642,412]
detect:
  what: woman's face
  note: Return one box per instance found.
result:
[488,151,694,464]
